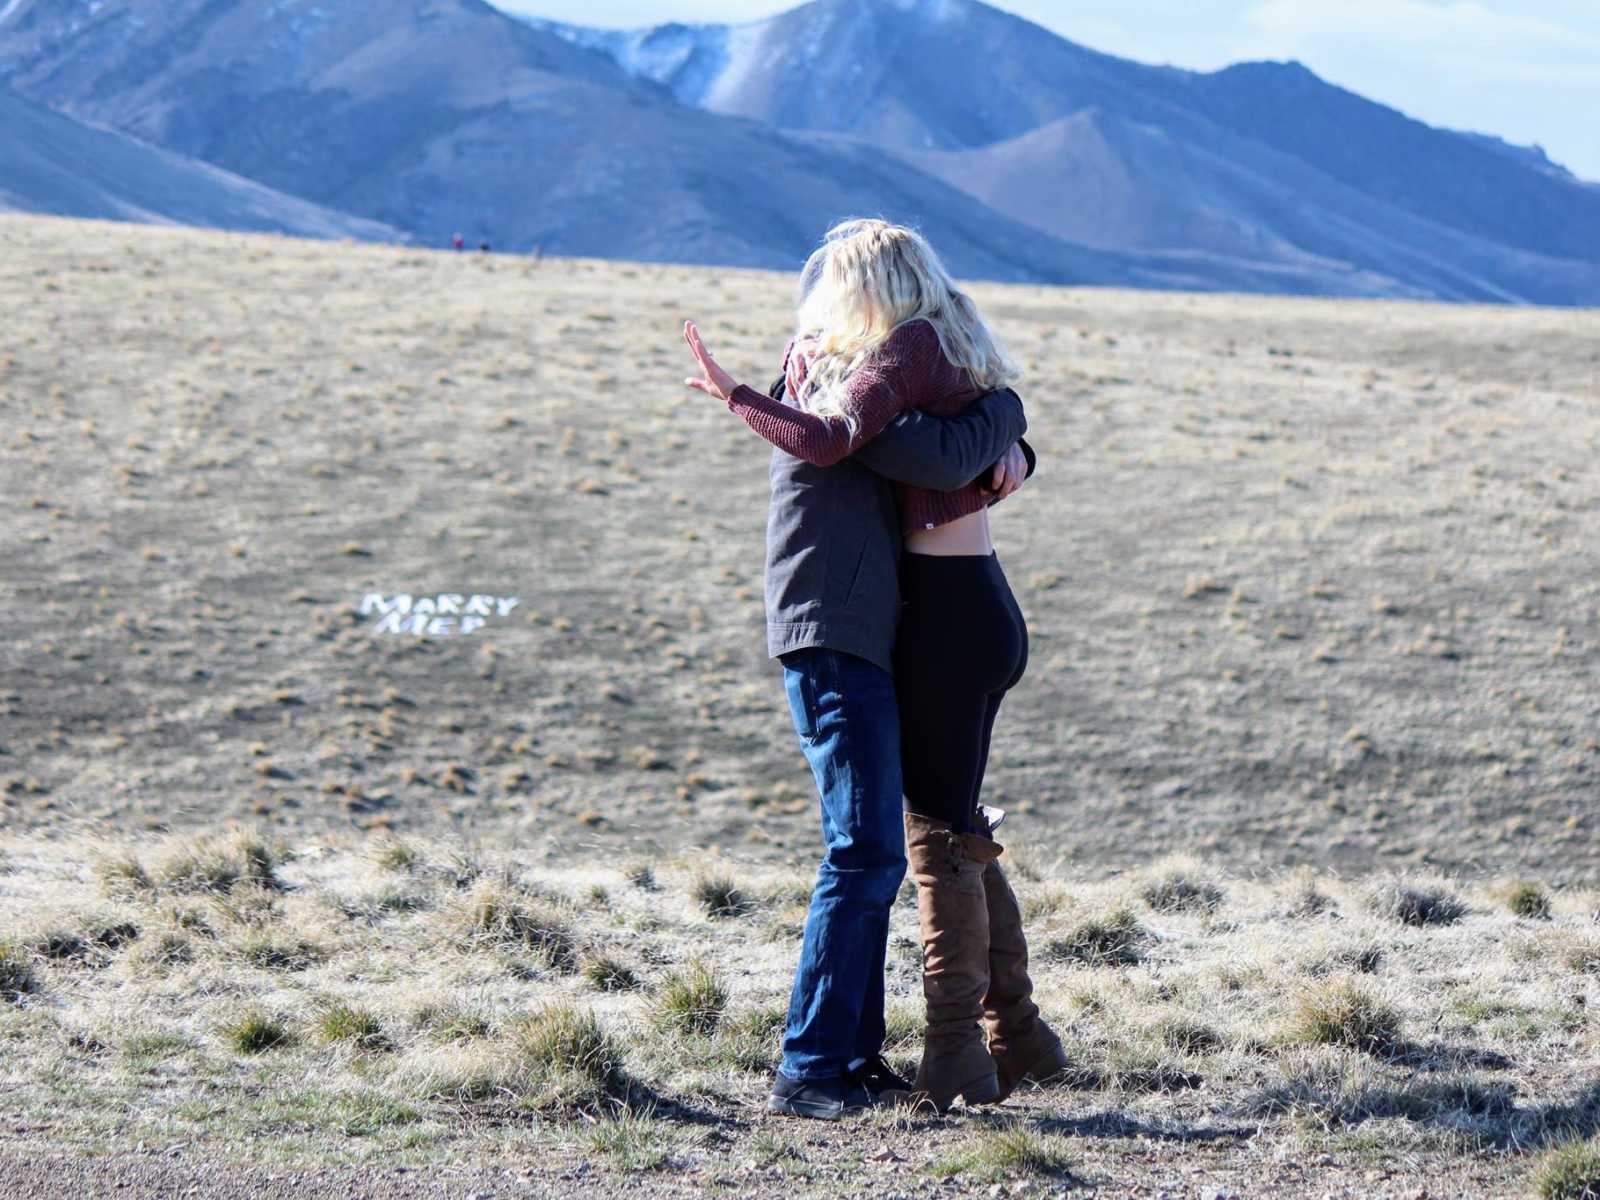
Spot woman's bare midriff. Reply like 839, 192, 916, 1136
905, 507, 993, 556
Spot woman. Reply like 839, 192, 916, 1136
683, 218, 1067, 1112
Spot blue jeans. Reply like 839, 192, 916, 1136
777, 647, 909, 1083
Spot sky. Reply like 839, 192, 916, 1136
497, 0, 1600, 182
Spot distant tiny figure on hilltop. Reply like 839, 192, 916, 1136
478, 241, 491, 253
451, 233, 464, 251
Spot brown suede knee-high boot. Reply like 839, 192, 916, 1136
980, 858, 1069, 1100
904, 811, 1005, 1112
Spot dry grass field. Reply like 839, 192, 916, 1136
3, 213, 1600, 1196
3, 830, 1600, 1198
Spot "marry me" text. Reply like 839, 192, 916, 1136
359, 593, 520, 637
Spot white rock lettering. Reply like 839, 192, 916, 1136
359, 593, 520, 637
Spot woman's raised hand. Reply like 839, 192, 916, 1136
683, 320, 738, 403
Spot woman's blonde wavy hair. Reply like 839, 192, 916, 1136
792, 218, 1021, 439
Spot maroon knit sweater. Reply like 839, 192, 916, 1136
727, 318, 991, 531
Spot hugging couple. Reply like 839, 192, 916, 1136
682, 218, 1066, 1119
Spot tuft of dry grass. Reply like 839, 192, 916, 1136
1046, 907, 1151, 967
236, 932, 328, 972
1565, 941, 1600, 975
623, 863, 659, 892
1533, 1137, 1600, 1200
932, 1122, 1077, 1183
124, 930, 196, 973
1154, 1015, 1224, 1054
1284, 976, 1403, 1054
219, 1007, 291, 1054
412, 998, 496, 1044
1366, 877, 1468, 927
1505, 880, 1554, 921
1237, 1048, 1512, 1131
1022, 888, 1069, 923
394, 1002, 633, 1113
691, 872, 752, 919
652, 959, 727, 1035
454, 880, 578, 971
95, 853, 151, 899
337, 886, 432, 924
99, 830, 285, 900
582, 952, 642, 993
584, 1105, 675, 1171
315, 1000, 390, 1051
27, 927, 93, 963
0, 939, 37, 1001
1282, 870, 1337, 918
85, 918, 141, 951
507, 1003, 632, 1103
374, 841, 421, 873
157, 830, 282, 895
1054, 1039, 1204, 1095
1139, 860, 1225, 914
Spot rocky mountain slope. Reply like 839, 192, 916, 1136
0, 87, 404, 241
534, 0, 1600, 305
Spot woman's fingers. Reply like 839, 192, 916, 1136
683, 321, 711, 380
684, 321, 719, 374
682, 318, 736, 401
684, 321, 709, 367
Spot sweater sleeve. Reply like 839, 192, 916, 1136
727, 326, 928, 467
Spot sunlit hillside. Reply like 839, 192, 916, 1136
5, 214, 1599, 882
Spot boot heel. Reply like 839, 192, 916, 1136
1022, 1040, 1070, 1085
917, 1070, 1000, 1114
960, 1071, 1003, 1105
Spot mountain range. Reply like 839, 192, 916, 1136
1, 0, 1596, 304
0, 86, 403, 242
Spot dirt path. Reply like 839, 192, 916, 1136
0, 1136, 1518, 1200
0, 1151, 558, 1199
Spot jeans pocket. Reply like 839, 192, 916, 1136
783, 649, 831, 744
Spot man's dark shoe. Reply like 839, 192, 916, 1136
846, 1054, 914, 1104
768, 1071, 845, 1120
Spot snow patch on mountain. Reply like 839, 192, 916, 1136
525, 17, 735, 107
885, 0, 970, 22
701, 22, 767, 110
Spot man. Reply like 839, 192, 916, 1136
758, 370, 1033, 1119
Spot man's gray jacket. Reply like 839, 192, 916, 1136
762, 375, 1032, 675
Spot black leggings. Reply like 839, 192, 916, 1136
894, 551, 1029, 835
